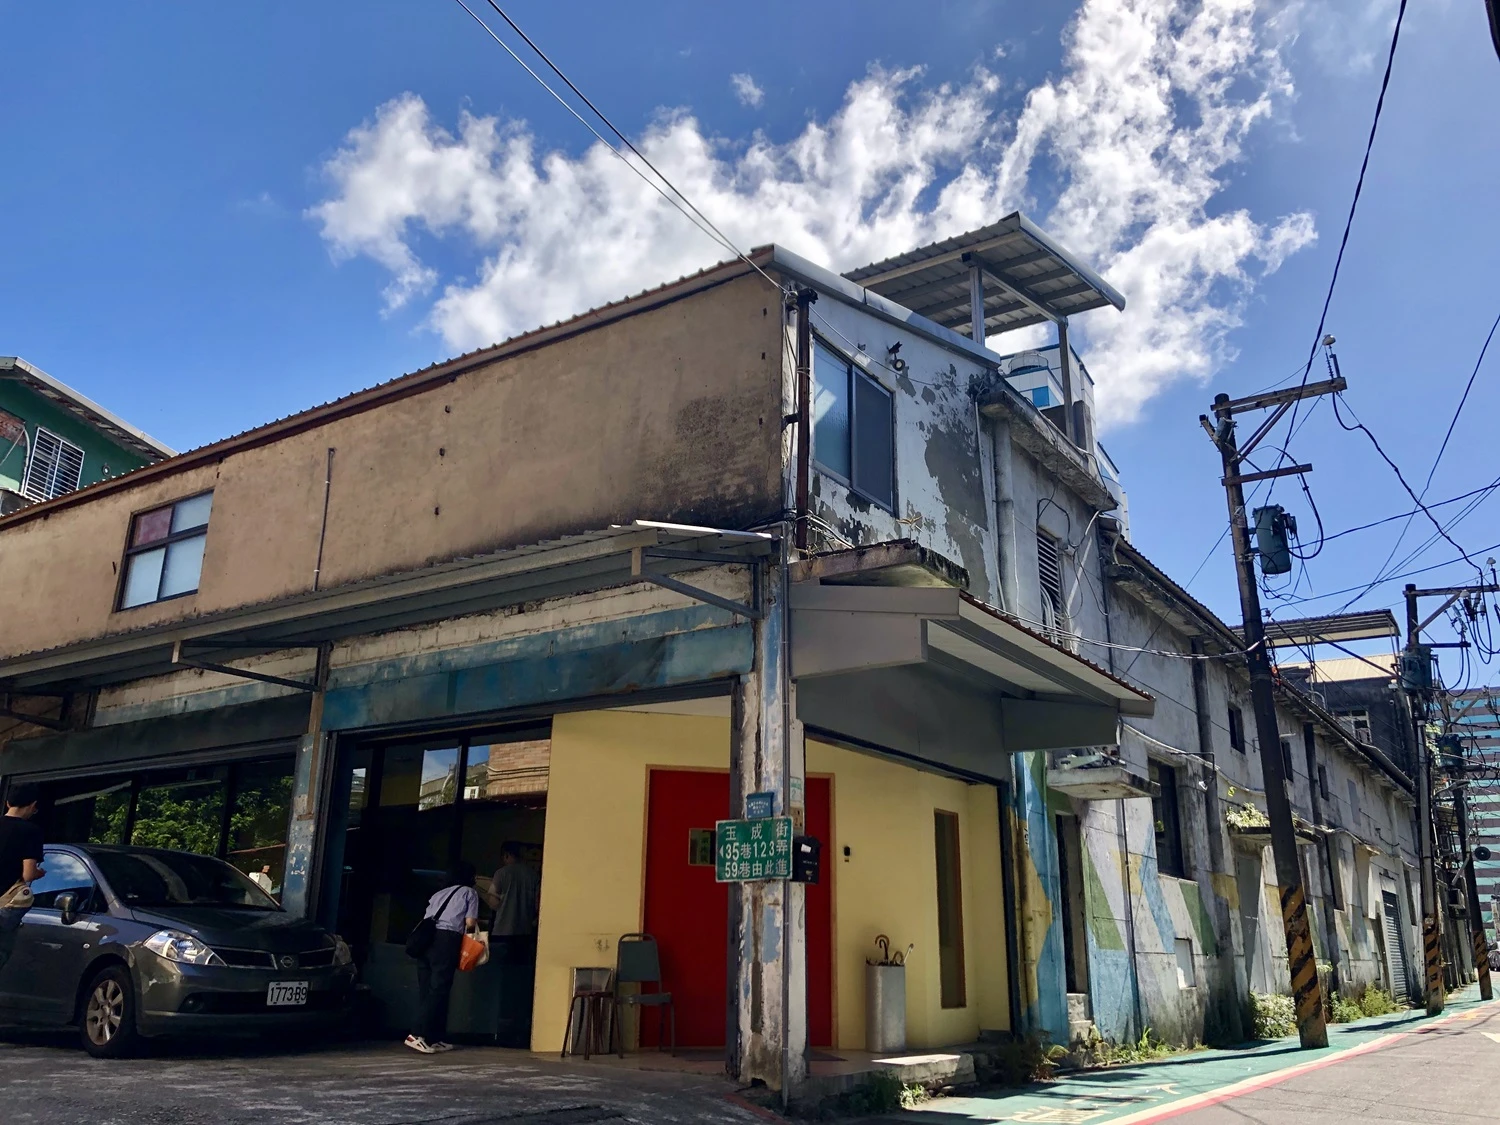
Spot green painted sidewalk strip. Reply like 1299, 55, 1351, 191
911, 987, 1496, 1123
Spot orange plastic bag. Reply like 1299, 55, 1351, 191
459, 931, 489, 972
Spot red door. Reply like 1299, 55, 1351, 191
643, 770, 833, 1047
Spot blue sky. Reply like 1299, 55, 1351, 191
2, 0, 1498, 673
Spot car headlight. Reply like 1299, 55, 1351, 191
331, 935, 353, 967
143, 930, 225, 967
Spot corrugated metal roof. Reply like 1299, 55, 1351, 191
0, 357, 175, 461
1255, 610, 1400, 648
842, 212, 1125, 338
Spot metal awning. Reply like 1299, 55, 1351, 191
790, 583, 1153, 778
842, 213, 1126, 340
0, 522, 774, 694
1243, 609, 1400, 649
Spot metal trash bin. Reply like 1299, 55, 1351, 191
865, 963, 906, 1053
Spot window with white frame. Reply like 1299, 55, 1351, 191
812, 341, 895, 510
21, 426, 85, 501
119, 492, 213, 609
1336, 709, 1372, 742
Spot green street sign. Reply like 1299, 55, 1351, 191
715, 816, 793, 882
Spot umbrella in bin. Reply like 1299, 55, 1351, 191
867, 934, 913, 966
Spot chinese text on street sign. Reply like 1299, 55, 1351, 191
715, 816, 793, 882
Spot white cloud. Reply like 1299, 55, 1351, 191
311, 0, 1317, 428
730, 73, 765, 108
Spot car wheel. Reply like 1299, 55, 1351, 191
80, 965, 139, 1058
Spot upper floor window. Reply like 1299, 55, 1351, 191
1151, 761, 1185, 878
21, 426, 85, 501
1336, 709, 1371, 743
119, 492, 212, 609
1227, 704, 1246, 753
813, 341, 894, 510
1037, 529, 1066, 633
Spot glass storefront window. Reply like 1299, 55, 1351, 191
37, 757, 295, 879
464, 740, 550, 803
418, 747, 460, 811
226, 758, 296, 899
130, 770, 227, 856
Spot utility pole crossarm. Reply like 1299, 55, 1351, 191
1217, 376, 1348, 416
1224, 464, 1313, 487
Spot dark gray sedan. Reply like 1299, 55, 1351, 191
0, 843, 356, 1057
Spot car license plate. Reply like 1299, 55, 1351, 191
267, 981, 308, 1007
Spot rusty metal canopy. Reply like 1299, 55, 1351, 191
841, 213, 1125, 339
0, 521, 774, 694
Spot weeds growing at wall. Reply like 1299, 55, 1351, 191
833, 1071, 930, 1116
1327, 984, 1405, 1024
1250, 991, 1297, 1039
1081, 1027, 1183, 1067
989, 1034, 1070, 1085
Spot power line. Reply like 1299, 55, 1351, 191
450, 0, 783, 297
1331, 391, 1482, 570
1423, 306, 1500, 494
473, 0, 783, 296
1274, 0, 1408, 480
1317, 474, 1500, 545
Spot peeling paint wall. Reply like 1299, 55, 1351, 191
803, 297, 1000, 604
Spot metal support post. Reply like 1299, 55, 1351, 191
1208, 389, 1327, 1048
969, 264, 986, 348
1057, 320, 1076, 445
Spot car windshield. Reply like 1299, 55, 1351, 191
91, 849, 281, 910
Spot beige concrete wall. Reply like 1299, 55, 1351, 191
0, 274, 784, 658
534, 710, 1009, 1054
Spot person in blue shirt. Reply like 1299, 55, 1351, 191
406, 861, 478, 1055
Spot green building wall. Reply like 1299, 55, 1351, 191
0, 381, 153, 495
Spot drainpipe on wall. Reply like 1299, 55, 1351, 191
1192, 637, 1244, 1041
1099, 556, 1143, 1039
792, 288, 816, 552
992, 420, 1020, 615
1303, 722, 1343, 997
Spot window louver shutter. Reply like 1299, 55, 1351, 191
21, 427, 86, 501
1037, 530, 1064, 619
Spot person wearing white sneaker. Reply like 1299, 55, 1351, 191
407, 862, 479, 1055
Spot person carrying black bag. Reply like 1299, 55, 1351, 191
405, 861, 478, 1055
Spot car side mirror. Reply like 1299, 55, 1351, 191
55, 892, 78, 926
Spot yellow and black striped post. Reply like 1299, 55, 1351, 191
1423, 915, 1446, 1014
1472, 926, 1492, 1001
1280, 883, 1326, 1044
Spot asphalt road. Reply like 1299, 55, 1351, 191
1168, 1000, 1500, 1125
0, 1033, 769, 1125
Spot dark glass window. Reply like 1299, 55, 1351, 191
812, 342, 895, 510
1152, 761, 1185, 878
1227, 705, 1246, 753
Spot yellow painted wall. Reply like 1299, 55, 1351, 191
534, 709, 728, 1053
807, 740, 1008, 1049
533, 710, 1009, 1053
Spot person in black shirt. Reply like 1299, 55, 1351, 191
0, 783, 44, 975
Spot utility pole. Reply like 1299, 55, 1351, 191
1203, 374, 1344, 1050
1402, 581, 1500, 1011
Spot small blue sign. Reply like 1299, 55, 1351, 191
745, 791, 776, 819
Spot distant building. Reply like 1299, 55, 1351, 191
0, 356, 173, 514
